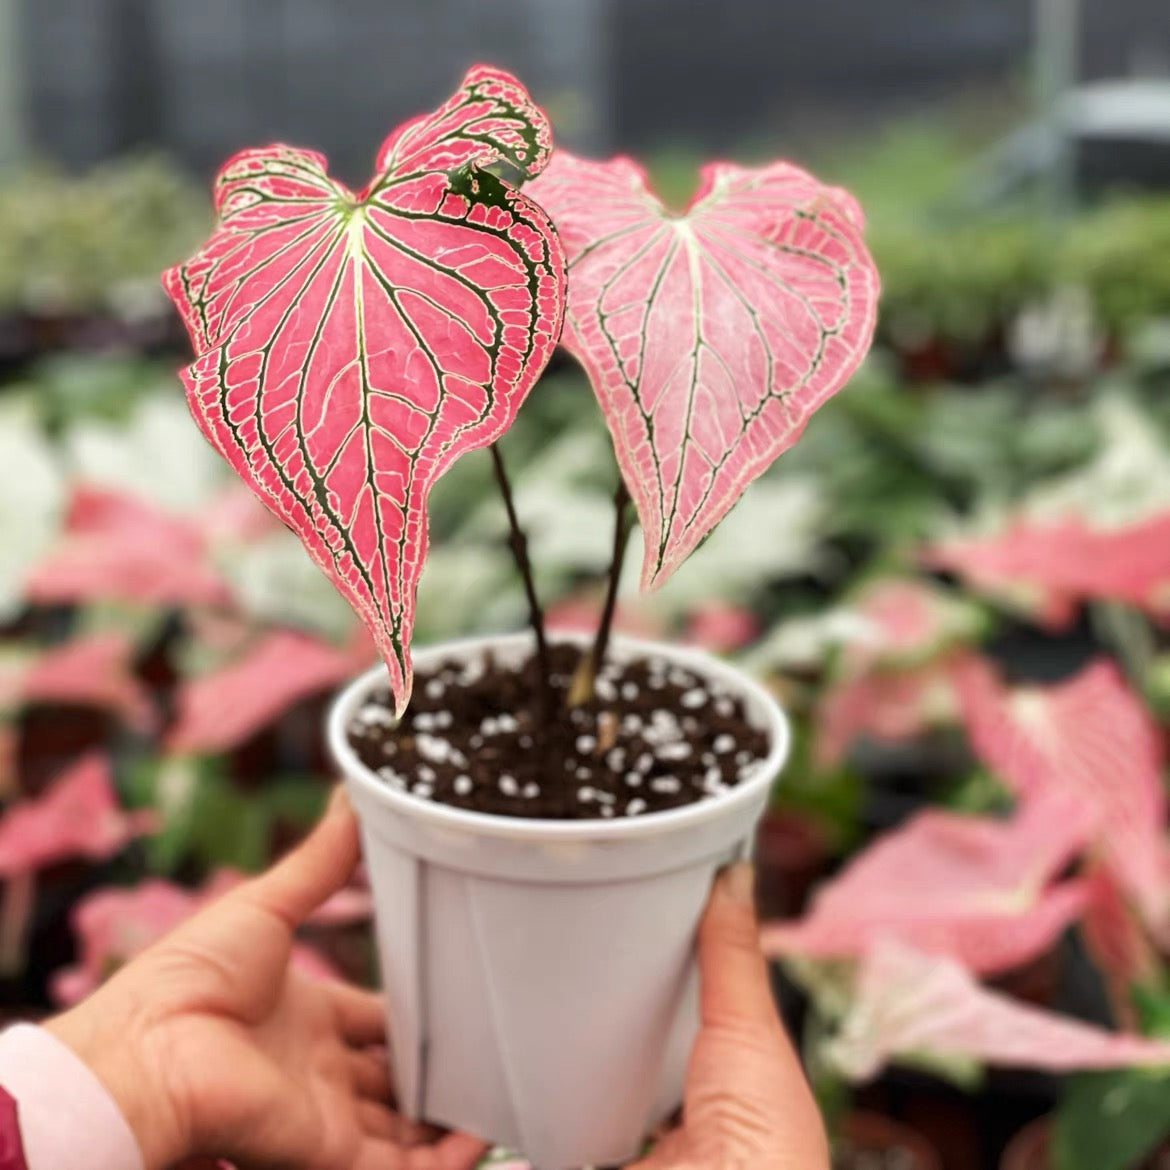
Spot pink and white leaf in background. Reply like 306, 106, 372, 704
26, 485, 231, 609
814, 651, 972, 767
826, 940, 1170, 1082
954, 657, 1170, 936
167, 629, 374, 755
528, 151, 878, 589
163, 66, 565, 713
0, 632, 154, 730
839, 577, 983, 674
762, 797, 1092, 975
683, 600, 760, 653
926, 512, 1170, 627
52, 870, 337, 1005
0, 755, 155, 877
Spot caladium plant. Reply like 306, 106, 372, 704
527, 152, 879, 591
164, 66, 566, 714
165, 63, 877, 720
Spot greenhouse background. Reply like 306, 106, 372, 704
1, 1, 1170, 1168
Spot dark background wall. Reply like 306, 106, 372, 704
16, 0, 1170, 179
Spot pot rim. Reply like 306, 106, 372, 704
327, 629, 790, 844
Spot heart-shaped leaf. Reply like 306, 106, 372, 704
163, 67, 565, 712
763, 796, 1093, 975
826, 939, 1170, 1083
528, 152, 878, 588
955, 658, 1170, 938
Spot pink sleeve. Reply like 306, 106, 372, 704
0, 1025, 144, 1170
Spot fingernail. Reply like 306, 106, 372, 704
723, 861, 755, 905
327, 785, 351, 815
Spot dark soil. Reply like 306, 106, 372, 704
346, 641, 769, 820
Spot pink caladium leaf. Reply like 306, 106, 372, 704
167, 629, 374, 755
528, 151, 878, 589
762, 797, 1093, 975
954, 657, 1170, 937
163, 66, 565, 713
0, 754, 155, 877
26, 485, 231, 609
683, 600, 760, 653
0, 632, 154, 730
826, 939, 1170, 1082
814, 650, 974, 767
52, 869, 336, 1005
925, 512, 1170, 627
840, 577, 984, 675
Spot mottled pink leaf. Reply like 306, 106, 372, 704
0, 632, 153, 730
954, 658, 1170, 936
683, 600, 760, 653
762, 797, 1092, 974
163, 66, 565, 713
545, 591, 666, 640
0, 755, 155, 877
528, 151, 878, 589
843, 577, 983, 673
167, 629, 374, 755
52, 869, 336, 1005
926, 513, 1170, 627
827, 940, 1170, 1082
26, 485, 230, 608
814, 651, 972, 767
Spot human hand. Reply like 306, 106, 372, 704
629, 863, 829, 1169
45, 788, 486, 1170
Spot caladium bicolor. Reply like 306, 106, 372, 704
763, 797, 1092, 975
0, 754, 155, 876
814, 650, 974, 767
954, 658, 1170, 938
167, 629, 374, 755
163, 67, 565, 713
0, 632, 154, 731
826, 940, 1170, 1083
27, 485, 232, 609
528, 151, 878, 589
925, 512, 1170, 627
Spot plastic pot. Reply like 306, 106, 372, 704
328, 631, 789, 1169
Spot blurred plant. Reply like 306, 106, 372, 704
0, 156, 207, 318
0, 754, 154, 971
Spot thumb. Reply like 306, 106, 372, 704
243, 785, 361, 929
680, 862, 830, 1169
697, 862, 782, 1036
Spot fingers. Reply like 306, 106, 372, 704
247, 786, 362, 929
683, 862, 830, 1169
351, 1127, 486, 1170
350, 1048, 392, 1102
358, 1100, 399, 1141
330, 980, 387, 1047
697, 862, 782, 1037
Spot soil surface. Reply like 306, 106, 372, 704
346, 641, 770, 820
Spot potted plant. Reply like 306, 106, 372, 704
161, 65, 879, 1167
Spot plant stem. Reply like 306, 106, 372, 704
569, 480, 632, 706
490, 443, 551, 706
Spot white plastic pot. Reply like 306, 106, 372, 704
327, 631, 789, 1169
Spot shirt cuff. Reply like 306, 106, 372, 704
0, 1024, 144, 1170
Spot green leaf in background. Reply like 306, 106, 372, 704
1053, 1068, 1170, 1170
